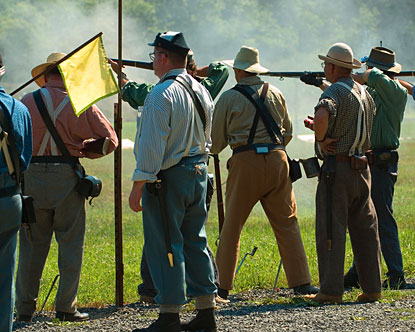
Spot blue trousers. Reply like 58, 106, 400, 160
347, 160, 403, 278
142, 155, 216, 304
138, 174, 218, 297
0, 173, 22, 332
371, 162, 403, 277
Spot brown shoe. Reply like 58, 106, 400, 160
304, 292, 342, 304
215, 295, 230, 304
357, 292, 382, 303
140, 295, 156, 304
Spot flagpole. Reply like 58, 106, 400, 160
114, 0, 124, 307
10, 32, 103, 96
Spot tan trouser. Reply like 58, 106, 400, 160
316, 161, 381, 296
16, 163, 85, 315
216, 149, 311, 290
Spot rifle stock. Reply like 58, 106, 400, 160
213, 154, 225, 234
110, 58, 153, 70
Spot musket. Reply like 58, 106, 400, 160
212, 154, 225, 235
261, 70, 415, 79
261, 71, 325, 79
110, 58, 153, 70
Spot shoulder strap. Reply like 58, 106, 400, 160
162, 75, 208, 133
335, 82, 367, 155
0, 100, 22, 183
32, 90, 74, 163
232, 83, 284, 145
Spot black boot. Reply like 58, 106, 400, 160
132, 313, 181, 332
181, 308, 217, 332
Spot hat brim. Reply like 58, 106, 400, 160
318, 54, 362, 69
363, 59, 402, 74
223, 59, 269, 74
31, 63, 54, 87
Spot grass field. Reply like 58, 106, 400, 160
25, 109, 415, 310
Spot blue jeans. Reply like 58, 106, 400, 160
142, 155, 216, 304
0, 174, 22, 332
347, 160, 403, 278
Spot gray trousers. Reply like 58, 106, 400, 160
316, 161, 382, 296
16, 163, 85, 315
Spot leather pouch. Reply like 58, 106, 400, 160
350, 155, 368, 170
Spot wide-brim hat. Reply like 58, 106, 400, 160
148, 31, 190, 57
32, 52, 66, 87
361, 46, 401, 74
318, 42, 361, 69
223, 46, 269, 74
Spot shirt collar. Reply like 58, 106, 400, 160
0, 86, 5, 94
44, 79, 67, 90
160, 68, 187, 82
237, 75, 263, 86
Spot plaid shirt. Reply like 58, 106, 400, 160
314, 77, 375, 157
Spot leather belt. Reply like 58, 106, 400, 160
233, 143, 284, 155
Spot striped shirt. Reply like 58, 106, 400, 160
132, 68, 214, 182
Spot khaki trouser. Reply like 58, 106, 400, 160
16, 163, 85, 315
216, 149, 311, 290
316, 161, 382, 296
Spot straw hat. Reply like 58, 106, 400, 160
361, 47, 401, 73
318, 43, 361, 69
223, 46, 269, 74
31, 52, 66, 87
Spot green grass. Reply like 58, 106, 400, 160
22, 113, 415, 310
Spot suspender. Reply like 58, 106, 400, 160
335, 82, 368, 156
162, 74, 209, 155
37, 89, 69, 156
231, 83, 285, 147
32, 90, 82, 179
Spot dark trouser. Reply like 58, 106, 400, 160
347, 160, 404, 278
316, 162, 381, 296
138, 174, 218, 297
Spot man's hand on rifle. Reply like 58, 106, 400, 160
108, 58, 128, 87
300, 73, 323, 88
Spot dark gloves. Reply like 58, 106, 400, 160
300, 73, 323, 87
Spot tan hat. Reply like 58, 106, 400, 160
31, 52, 66, 87
223, 46, 269, 74
361, 47, 401, 74
318, 43, 361, 69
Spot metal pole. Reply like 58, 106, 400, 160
114, 0, 124, 307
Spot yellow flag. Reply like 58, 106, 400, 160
58, 35, 119, 116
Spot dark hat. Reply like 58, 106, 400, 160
361, 47, 401, 73
148, 31, 190, 57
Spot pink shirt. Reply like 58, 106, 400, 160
21, 79, 118, 159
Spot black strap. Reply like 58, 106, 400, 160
0, 99, 22, 183
162, 75, 207, 134
32, 90, 82, 178
31, 155, 79, 164
232, 83, 285, 146
32, 90, 74, 162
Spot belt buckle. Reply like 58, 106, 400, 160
255, 146, 269, 154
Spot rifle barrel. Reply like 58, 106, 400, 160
110, 58, 153, 70
394, 71, 415, 77
261, 71, 325, 78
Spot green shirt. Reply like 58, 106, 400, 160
367, 67, 407, 150
121, 61, 229, 109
